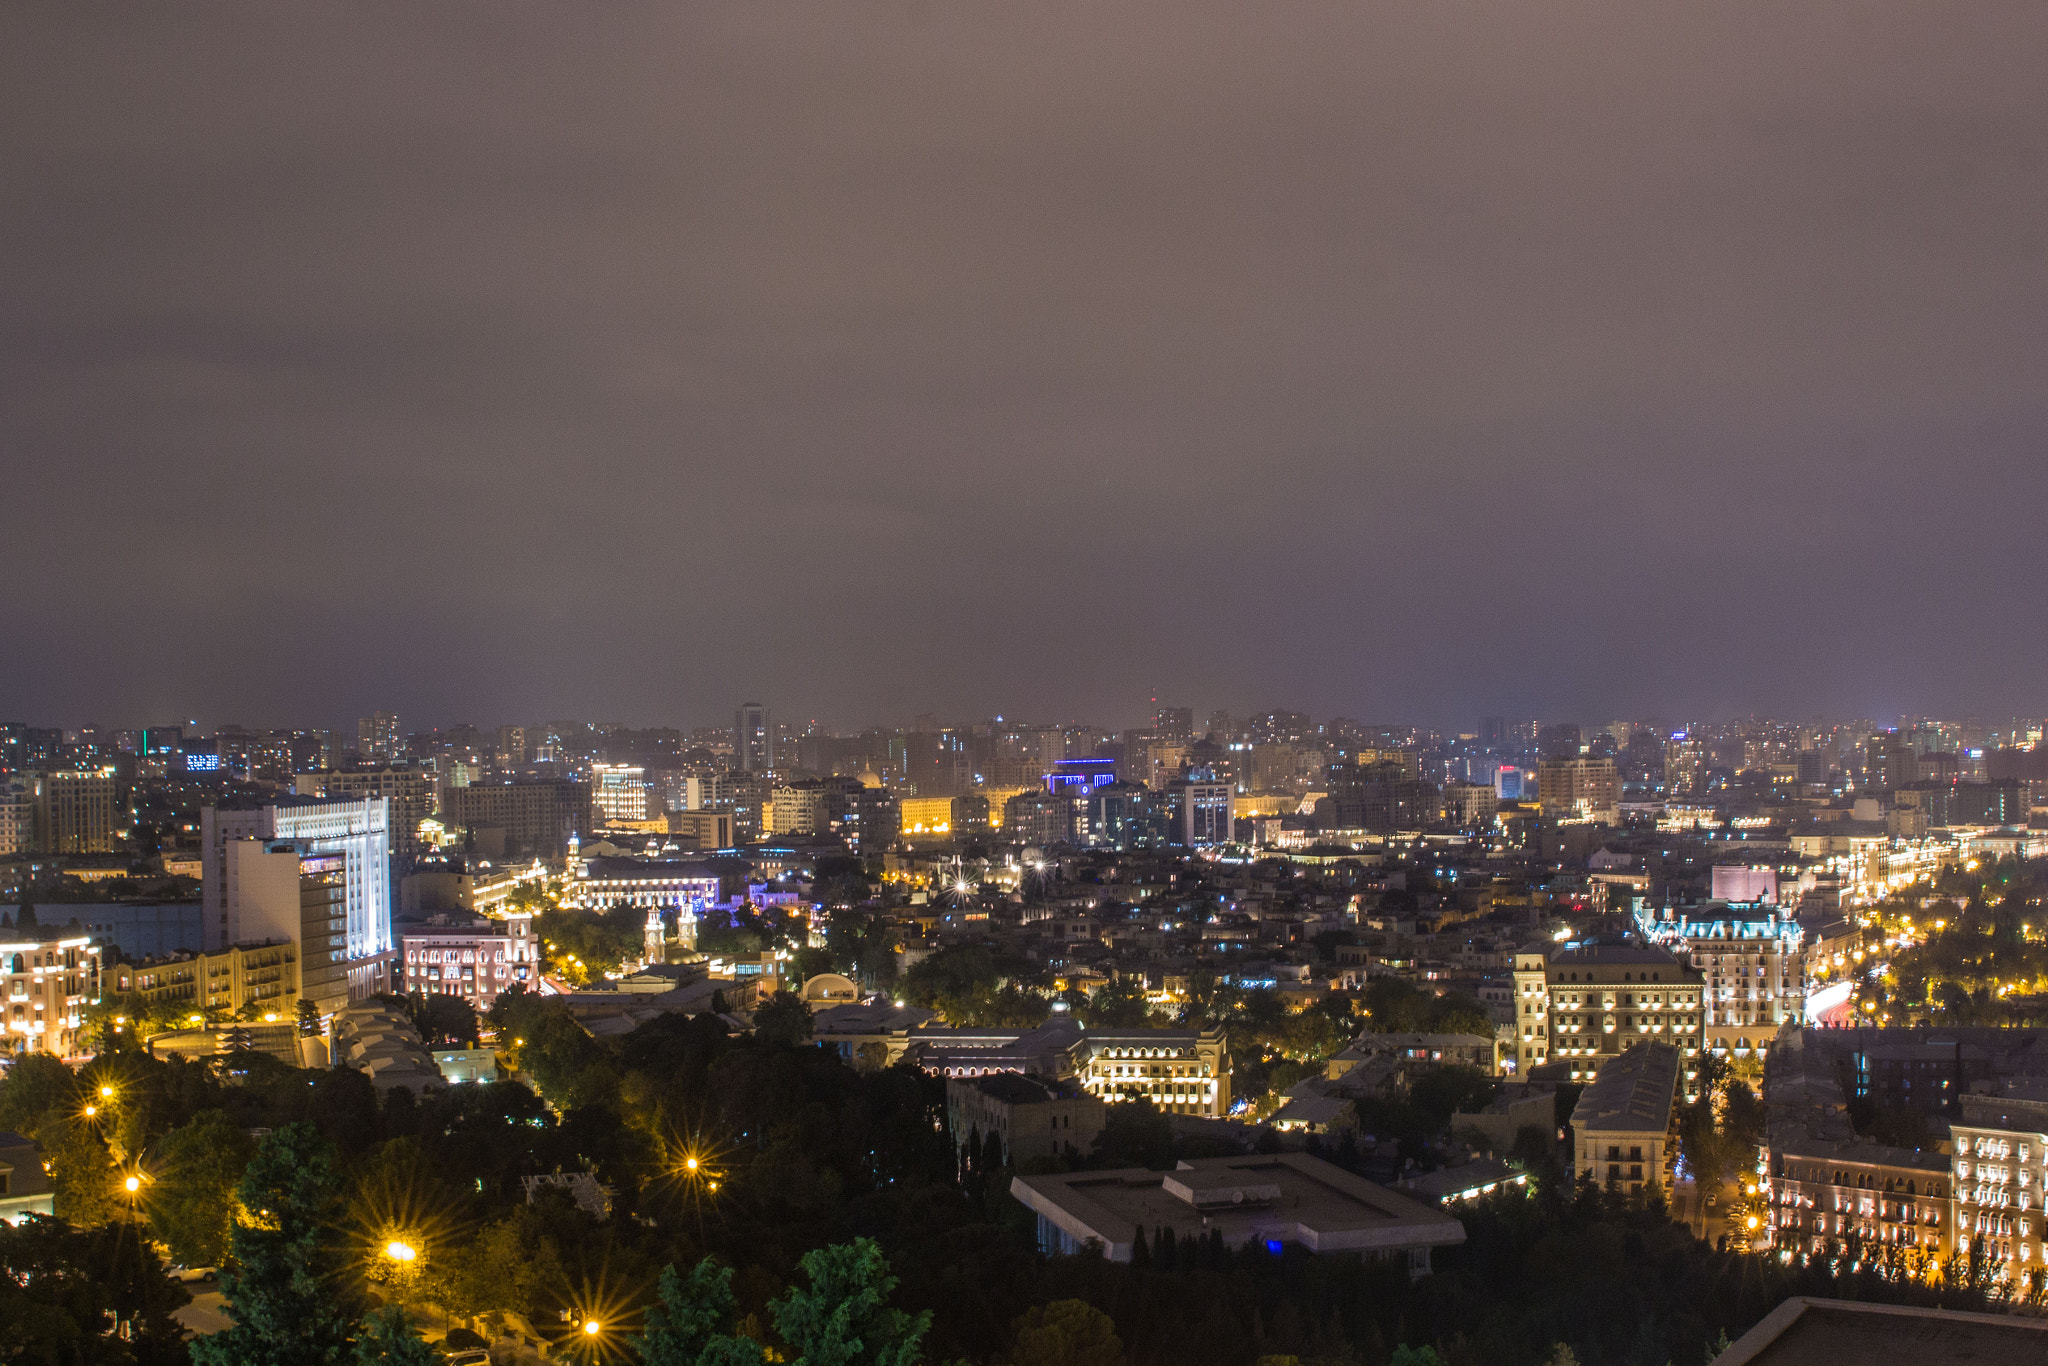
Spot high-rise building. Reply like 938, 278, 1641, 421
221, 839, 355, 1014
590, 763, 651, 823
1166, 778, 1233, 847
0, 782, 31, 858
1152, 706, 1194, 740
439, 780, 594, 859
29, 768, 120, 853
201, 798, 394, 985
358, 712, 401, 763
293, 766, 436, 864
1536, 756, 1620, 825
734, 703, 772, 772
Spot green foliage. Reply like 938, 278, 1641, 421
1091, 1098, 1174, 1171
1008, 1299, 1123, 1366
637, 1259, 767, 1366
352, 1306, 440, 1365
1359, 977, 1493, 1039
0, 1051, 81, 1139
901, 945, 1050, 1027
755, 991, 816, 1046
1081, 979, 1158, 1029
535, 904, 644, 982
149, 1108, 256, 1267
192, 1121, 364, 1366
0, 1213, 192, 1366
1389, 1348, 1445, 1366
43, 1116, 121, 1228
409, 993, 479, 1048
771, 1238, 931, 1366
433, 1206, 567, 1330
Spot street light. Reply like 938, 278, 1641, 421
125, 1175, 142, 1194
583, 1320, 602, 1336
385, 1239, 418, 1263
99, 1085, 114, 1099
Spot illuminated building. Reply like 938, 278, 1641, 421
1767, 1138, 1951, 1260
293, 766, 435, 862
400, 914, 536, 1006
0, 782, 28, 858
1165, 778, 1233, 846
1536, 756, 1620, 825
1511, 943, 1702, 1097
357, 711, 401, 763
0, 929, 102, 1058
1442, 782, 1498, 830
28, 768, 120, 854
665, 808, 734, 850
734, 703, 773, 772
768, 779, 828, 836
1949, 1084, 2048, 1288
1635, 903, 1805, 1058
1663, 734, 1706, 796
1003, 788, 1078, 846
1315, 763, 1439, 833
1045, 758, 1119, 793
590, 763, 651, 823
203, 797, 394, 1006
222, 840, 368, 1015
109, 939, 298, 1018
841, 787, 899, 852
899, 793, 988, 841
567, 857, 716, 950
1570, 1043, 1679, 1194
1078, 782, 1167, 849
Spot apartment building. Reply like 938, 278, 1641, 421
1511, 942, 1705, 1099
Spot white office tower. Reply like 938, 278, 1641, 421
202, 797, 396, 1006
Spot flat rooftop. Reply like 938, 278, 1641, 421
1715, 1297, 2048, 1365
1011, 1152, 1464, 1262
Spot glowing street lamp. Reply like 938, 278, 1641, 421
99, 1085, 115, 1100
385, 1239, 418, 1264
583, 1320, 602, 1337
125, 1175, 142, 1194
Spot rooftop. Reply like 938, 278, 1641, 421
1010, 1152, 1465, 1263
1570, 1043, 1681, 1135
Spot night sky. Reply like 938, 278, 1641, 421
5, 3, 2046, 733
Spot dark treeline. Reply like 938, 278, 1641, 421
0, 982, 2014, 1366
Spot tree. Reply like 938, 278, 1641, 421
352, 1306, 440, 1365
0, 1213, 192, 1365
754, 991, 815, 1047
771, 1238, 931, 1366
1081, 979, 1154, 1029
192, 1122, 363, 1366
150, 1108, 256, 1268
1090, 1098, 1174, 1170
1008, 1299, 1124, 1366
410, 993, 480, 1048
637, 1258, 768, 1366
43, 1115, 121, 1228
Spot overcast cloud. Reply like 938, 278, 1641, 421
3, 2, 2045, 733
